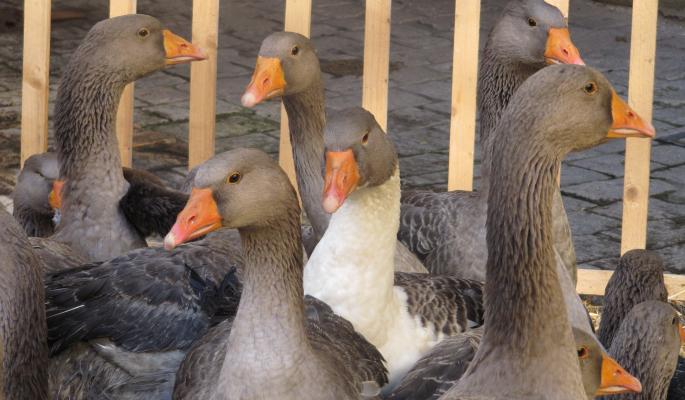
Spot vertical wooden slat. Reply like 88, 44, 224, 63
447, 0, 480, 191
362, 0, 391, 131
20, 0, 52, 166
621, 0, 658, 253
545, 0, 569, 16
280, 0, 312, 191
109, 0, 137, 167
188, 0, 220, 169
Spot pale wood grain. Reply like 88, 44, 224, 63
362, 0, 391, 131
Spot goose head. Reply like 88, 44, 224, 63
572, 328, 642, 397
73, 14, 206, 82
490, 0, 584, 68
320, 107, 397, 214
503, 65, 654, 158
163, 149, 298, 248
241, 32, 320, 107
13, 153, 59, 217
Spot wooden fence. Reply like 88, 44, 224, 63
18, 0, 685, 298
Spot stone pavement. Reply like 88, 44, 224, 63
0, 0, 683, 273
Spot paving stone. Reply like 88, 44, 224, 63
568, 211, 621, 236
560, 165, 612, 186
572, 233, 622, 265
563, 177, 678, 205
651, 143, 685, 167
590, 197, 684, 221
652, 163, 685, 184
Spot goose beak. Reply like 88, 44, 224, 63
595, 353, 642, 395
49, 180, 64, 210
322, 149, 360, 214
164, 188, 222, 250
242, 56, 287, 108
608, 91, 656, 139
679, 323, 685, 345
545, 27, 585, 66
163, 30, 207, 65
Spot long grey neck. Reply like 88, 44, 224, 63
483, 122, 573, 360
282, 78, 328, 240
51, 59, 142, 260
221, 207, 310, 383
477, 47, 536, 194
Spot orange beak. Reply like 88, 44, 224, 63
608, 90, 656, 139
545, 27, 585, 66
595, 353, 642, 395
49, 180, 64, 210
163, 30, 207, 65
164, 188, 222, 250
322, 149, 360, 214
241, 56, 287, 108
679, 323, 685, 345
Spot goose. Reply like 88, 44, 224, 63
398, 0, 584, 282
163, 148, 388, 399
44, 228, 242, 398
48, 14, 205, 262
598, 301, 684, 400
388, 327, 641, 400
594, 249, 685, 399
295, 107, 484, 388
438, 65, 654, 399
0, 207, 49, 399
12, 152, 59, 237
597, 249, 669, 348
241, 31, 427, 274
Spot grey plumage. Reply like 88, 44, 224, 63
598, 301, 681, 400
597, 249, 669, 349
0, 208, 49, 399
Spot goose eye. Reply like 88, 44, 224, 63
361, 132, 370, 145
137, 28, 150, 38
227, 172, 242, 184
291, 45, 299, 56
583, 82, 597, 95
577, 346, 589, 359
528, 18, 537, 27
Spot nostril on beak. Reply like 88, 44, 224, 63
262, 77, 270, 87
562, 48, 569, 56
188, 215, 196, 225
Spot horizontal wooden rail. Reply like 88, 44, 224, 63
578, 269, 685, 301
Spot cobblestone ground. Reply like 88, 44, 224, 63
0, 0, 683, 273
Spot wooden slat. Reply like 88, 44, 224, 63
545, 0, 569, 16
362, 0, 391, 131
109, 0, 137, 167
20, 0, 52, 166
188, 0, 220, 169
279, 0, 312, 192
621, 0, 658, 253
447, 0, 480, 191
577, 269, 685, 301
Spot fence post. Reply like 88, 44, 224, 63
362, 0, 391, 131
447, 0, 480, 191
188, 0, 220, 169
20, 0, 52, 167
109, 0, 137, 167
280, 0, 312, 193
621, 1, 658, 253
545, 0, 569, 16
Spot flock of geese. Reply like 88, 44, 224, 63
2, 0, 684, 399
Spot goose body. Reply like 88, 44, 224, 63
12, 152, 59, 237
164, 149, 388, 399
304, 108, 483, 387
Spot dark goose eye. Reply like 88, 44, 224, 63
291, 45, 299, 56
528, 18, 537, 27
227, 172, 242, 184
583, 82, 598, 95
577, 346, 589, 359
137, 28, 150, 38
362, 132, 369, 145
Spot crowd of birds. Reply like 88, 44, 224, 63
1, 0, 683, 399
